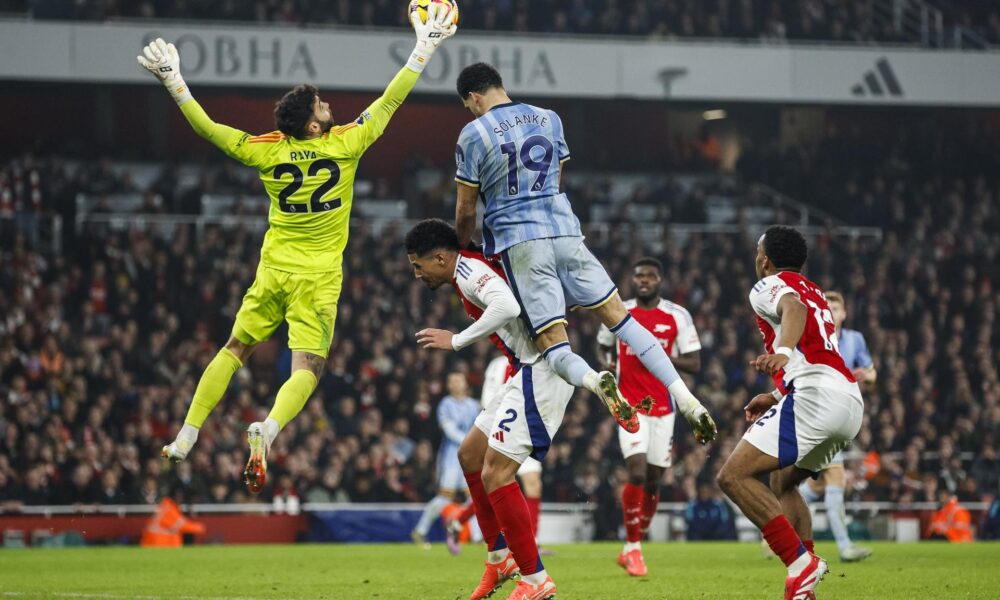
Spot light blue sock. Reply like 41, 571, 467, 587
825, 486, 852, 552
611, 315, 680, 388
799, 480, 822, 504
542, 342, 594, 389
415, 495, 451, 537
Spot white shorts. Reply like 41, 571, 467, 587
743, 382, 863, 473
474, 361, 574, 464
499, 236, 617, 337
517, 457, 543, 475
437, 459, 468, 492
618, 412, 675, 468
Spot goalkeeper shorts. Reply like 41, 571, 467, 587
232, 264, 342, 358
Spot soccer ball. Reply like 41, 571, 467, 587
409, 0, 459, 26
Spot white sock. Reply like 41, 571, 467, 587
487, 548, 510, 564
788, 551, 813, 577
523, 569, 548, 586
666, 378, 700, 416
177, 423, 199, 443
264, 418, 280, 445
582, 370, 600, 393
623, 541, 641, 553
825, 486, 852, 553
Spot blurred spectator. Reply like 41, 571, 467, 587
685, 481, 737, 540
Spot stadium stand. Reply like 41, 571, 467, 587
1, 119, 997, 515
15, 0, 1000, 47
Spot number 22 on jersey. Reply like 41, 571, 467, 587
273, 159, 343, 214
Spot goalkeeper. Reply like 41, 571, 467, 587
144, 5, 457, 492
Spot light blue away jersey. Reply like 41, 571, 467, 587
455, 101, 582, 256
436, 394, 480, 465
837, 328, 873, 370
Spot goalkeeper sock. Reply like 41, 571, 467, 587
184, 347, 243, 429
267, 369, 319, 430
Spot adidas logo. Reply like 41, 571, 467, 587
851, 58, 903, 97
493, 431, 504, 443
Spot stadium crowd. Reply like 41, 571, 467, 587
15, 0, 1000, 46
1, 123, 998, 537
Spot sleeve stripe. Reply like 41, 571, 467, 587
455, 176, 480, 187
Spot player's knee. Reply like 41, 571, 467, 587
715, 467, 737, 495
224, 337, 254, 363
458, 443, 480, 473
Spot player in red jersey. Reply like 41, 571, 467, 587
597, 258, 701, 577
716, 226, 864, 600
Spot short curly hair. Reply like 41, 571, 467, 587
405, 219, 460, 256
762, 225, 808, 270
274, 84, 318, 138
456, 62, 504, 99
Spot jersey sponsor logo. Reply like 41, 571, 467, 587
768, 284, 784, 304
474, 273, 494, 293
653, 324, 672, 333
289, 150, 317, 161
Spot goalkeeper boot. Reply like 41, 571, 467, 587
470, 554, 519, 600
596, 372, 639, 433
505, 576, 557, 600
784, 552, 828, 600
243, 422, 270, 494
161, 424, 198, 463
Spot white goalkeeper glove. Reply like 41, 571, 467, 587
137, 37, 193, 106
407, 3, 458, 73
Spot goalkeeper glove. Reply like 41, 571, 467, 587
137, 38, 193, 106
407, 3, 458, 73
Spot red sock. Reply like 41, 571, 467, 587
762, 515, 806, 567
457, 501, 476, 525
639, 488, 659, 534
622, 483, 645, 543
488, 482, 542, 576
525, 496, 541, 536
803, 539, 814, 554
465, 471, 505, 552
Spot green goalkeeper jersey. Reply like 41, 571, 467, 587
179, 66, 420, 273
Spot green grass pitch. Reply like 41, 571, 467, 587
1, 541, 997, 599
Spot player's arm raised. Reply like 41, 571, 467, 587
137, 38, 260, 167
342, 4, 457, 157
752, 293, 807, 375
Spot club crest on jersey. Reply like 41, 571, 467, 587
355, 110, 373, 125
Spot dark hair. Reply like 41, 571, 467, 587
762, 225, 808, 270
405, 219, 460, 256
456, 62, 504, 99
274, 84, 318, 138
633, 257, 663, 274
